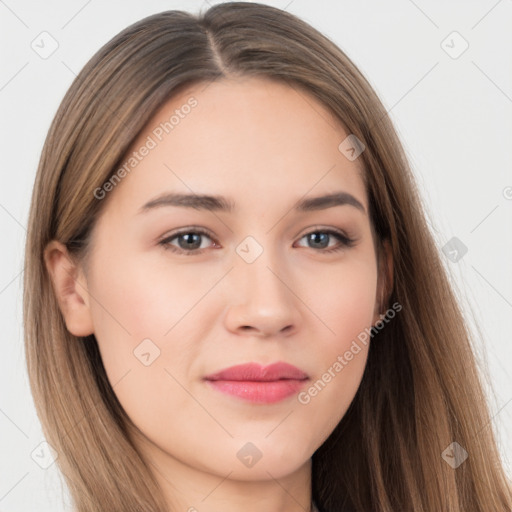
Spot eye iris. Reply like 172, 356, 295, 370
309, 232, 329, 248
179, 233, 202, 250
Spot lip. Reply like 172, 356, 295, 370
204, 362, 309, 404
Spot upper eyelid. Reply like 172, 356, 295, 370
160, 226, 215, 242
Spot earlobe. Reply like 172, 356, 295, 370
44, 240, 94, 337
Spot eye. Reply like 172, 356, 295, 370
158, 227, 356, 255
158, 227, 217, 256
295, 228, 356, 253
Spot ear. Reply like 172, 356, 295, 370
44, 240, 94, 337
372, 238, 394, 325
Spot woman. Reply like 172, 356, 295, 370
23, 2, 512, 511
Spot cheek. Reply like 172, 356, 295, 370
84, 245, 223, 419
297, 257, 376, 425
85, 254, 202, 443
86, 246, 212, 356
313, 255, 378, 352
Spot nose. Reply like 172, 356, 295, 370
223, 246, 302, 338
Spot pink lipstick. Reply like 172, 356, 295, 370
204, 362, 308, 404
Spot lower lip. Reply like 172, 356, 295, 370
205, 379, 307, 403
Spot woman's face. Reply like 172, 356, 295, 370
60, 77, 385, 488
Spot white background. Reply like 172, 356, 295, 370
0, 1, 511, 510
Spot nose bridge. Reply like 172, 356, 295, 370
235, 233, 290, 301
225, 233, 300, 335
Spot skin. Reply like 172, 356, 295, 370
45, 76, 392, 512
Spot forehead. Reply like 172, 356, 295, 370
107, 76, 368, 216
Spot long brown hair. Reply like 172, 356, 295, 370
23, 2, 512, 511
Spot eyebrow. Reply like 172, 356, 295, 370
139, 191, 366, 215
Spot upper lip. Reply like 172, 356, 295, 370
204, 362, 308, 382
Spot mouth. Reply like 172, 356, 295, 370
203, 362, 309, 404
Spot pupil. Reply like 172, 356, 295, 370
310, 232, 327, 248
180, 233, 201, 249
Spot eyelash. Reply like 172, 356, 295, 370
158, 226, 356, 256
